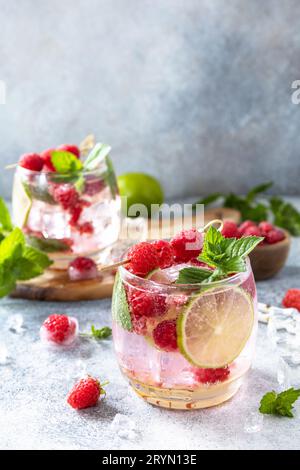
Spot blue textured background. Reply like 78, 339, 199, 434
0, 0, 300, 199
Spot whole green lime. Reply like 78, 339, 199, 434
117, 173, 164, 217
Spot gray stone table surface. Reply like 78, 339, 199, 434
1, 201, 300, 450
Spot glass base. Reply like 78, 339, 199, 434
129, 377, 243, 410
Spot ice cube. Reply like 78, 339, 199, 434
0, 343, 10, 365
7, 314, 25, 334
277, 357, 291, 389
244, 411, 264, 433
111, 413, 138, 441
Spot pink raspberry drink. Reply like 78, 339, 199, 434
13, 143, 120, 269
112, 227, 261, 409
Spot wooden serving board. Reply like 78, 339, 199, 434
11, 207, 240, 301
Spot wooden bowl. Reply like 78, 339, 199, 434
249, 229, 291, 281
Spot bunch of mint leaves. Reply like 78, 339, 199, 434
193, 181, 300, 236
0, 197, 52, 298
177, 225, 263, 284
259, 388, 300, 418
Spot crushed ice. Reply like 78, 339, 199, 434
111, 413, 138, 441
0, 343, 10, 365
6, 314, 25, 334
244, 411, 264, 433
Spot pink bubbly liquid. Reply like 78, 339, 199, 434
13, 168, 120, 267
112, 263, 258, 409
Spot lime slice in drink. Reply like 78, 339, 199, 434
12, 175, 32, 228
177, 287, 254, 368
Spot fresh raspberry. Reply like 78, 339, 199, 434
68, 257, 98, 281
282, 289, 300, 312
194, 366, 230, 384
126, 242, 159, 277
53, 185, 79, 210
242, 225, 262, 237
238, 220, 257, 234
69, 204, 83, 226
131, 313, 148, 335
170, 229, 203, 262
151, 240, 174, 269
221, 220, 240, 238
153, 320, 178, 352
265, 228, 285, 244
127, 287, 166, 318
78, 221, 94, 234
40, 314, 78, 345
57, 144, 80, 158
67, 377, 102, 409
258, 221, 274, 234
19, 153, 44, 172
41, 148, 56, 172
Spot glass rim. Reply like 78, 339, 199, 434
16, 163, 107, 177
119, 257, 251, 292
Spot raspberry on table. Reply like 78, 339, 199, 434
52, 185, 79, 210
68, 257, 98, 281
282, 289, 300, 312
126, 242, 159, 277
41, 148, 56, 172
40, 314, 78, 345
127, 287, 166, 318
194, 366, 230, 384
221, 220, 240, 238
151, 240, 174, 269
58, 144, 80, 158
265, 228, 285, 244
19, 153, 44, 172
170, 229, 203, 262
152, 320, 178, 352
67, 376, 102, 409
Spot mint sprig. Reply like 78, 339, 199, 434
81, 325, 112, 340
177, 226, 263, 284
0, 200, 53, 298
259, 388, 300, 418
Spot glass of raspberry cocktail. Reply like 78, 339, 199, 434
112, 226, 261, 409
12, 143, 120, 268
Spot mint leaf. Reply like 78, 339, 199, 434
22, 245, 53, 270
224, 236, 264, 258
0, 264, 16, 297
0, 228, 25, 263
26, 235, 71, 253
51, 151, 83, 174
176, 267, 212, 284
259, 391, 277, 415
0, 197, 13, 231
220, 256, 246, 273
259, 388, 300, 417
22, 182, 56, 205
84, 143, 112, 171
270, 197, 300, 236
246, 181, 273, 202
112, 272, 132, 331
12, 258, 43, 280
91, 325, 112, 340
